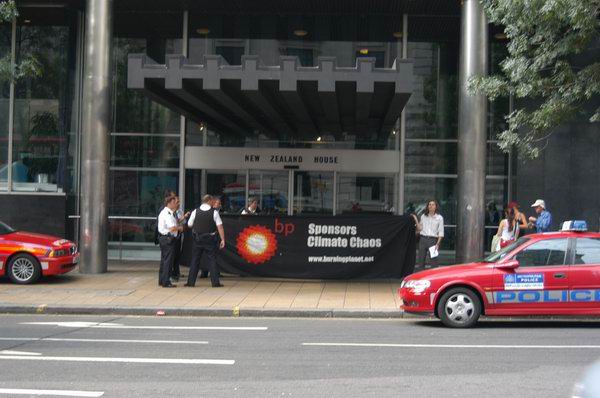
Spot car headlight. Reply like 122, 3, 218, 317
402, 279, 431, 293
52, 239, 70, 247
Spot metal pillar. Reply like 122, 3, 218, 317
456, 0, 488, 263
179, 11, 188, 210
79, 0, 113, 273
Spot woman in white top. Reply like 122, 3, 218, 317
494, 207, 519, 251
416, 200, 444, 268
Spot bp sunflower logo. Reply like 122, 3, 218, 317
236, 225, 278, 264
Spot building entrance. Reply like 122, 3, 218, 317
184, 146, 399, 217
198, 169, 338, 216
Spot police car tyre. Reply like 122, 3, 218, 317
7, 253, 41, 284
437, 287, 481, 328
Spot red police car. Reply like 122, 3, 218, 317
399, 221, 600, 327
0, 221, 79, 284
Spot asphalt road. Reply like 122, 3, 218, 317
0, 315, 599, 397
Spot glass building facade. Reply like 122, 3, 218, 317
1, 2, 514, 263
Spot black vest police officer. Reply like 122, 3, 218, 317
185, 195, 226, 287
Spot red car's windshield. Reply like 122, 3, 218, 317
0, 221, 15, 235
484, 237, 530, 263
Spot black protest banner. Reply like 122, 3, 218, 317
182, 214, 416, 279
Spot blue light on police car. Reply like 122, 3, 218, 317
561, 220, 588, 232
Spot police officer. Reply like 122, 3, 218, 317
200, 196, 223, 279
166, 192, 190, 282
185, 194, 226, 287
157, 194, 183, 288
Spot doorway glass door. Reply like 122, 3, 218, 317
293, 171, 334, 215
248, 170, 289, 215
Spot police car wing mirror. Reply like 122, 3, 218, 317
496, 259, 519, 269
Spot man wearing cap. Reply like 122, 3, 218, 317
528, 199, 552, 233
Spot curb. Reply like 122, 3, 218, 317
0, 304, 413, 319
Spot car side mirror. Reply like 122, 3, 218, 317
497, 259, 519, 269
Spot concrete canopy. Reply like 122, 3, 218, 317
127, 54, 413, 141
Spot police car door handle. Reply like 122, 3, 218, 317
553, 273, 566, 279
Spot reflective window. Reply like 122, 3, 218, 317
485, 237, 530, 263
249, 171, 288, 215
405, 141, 457, 174
0, 221, 15, 235
12, 9, 78, 193
109, 170, 178, 217
486, 142, 508, 176
109, 10, 183, 251
405, 41, 458, 140
293, 171, 333, 215
514, 239, 568, 267
112, 37, 181, 134
337, 173, 395, 214
404, 177, 456, 225
485, 178, 509, 251
108, 218, 156, 244
110, 135, 180, 168
574, 238, 600, 265
0, 24, 10, 191
206, 171, 246, 214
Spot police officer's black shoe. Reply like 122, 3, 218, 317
162, 283, 176, 288
212, 283, 224, 288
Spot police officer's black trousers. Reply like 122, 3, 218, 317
187, 233, 219, 287
170, 235, 182, 278
158, 236, 177, 286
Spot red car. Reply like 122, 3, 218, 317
0, 221, 79, 284
399, 223, 600, 327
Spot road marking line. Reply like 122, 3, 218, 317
0, 388, 104, 397
302, 342, 600, 349
0, 337, 208, 345
0, 350, 41, 356
0, 355, 235, 365
21, 322, 267, 331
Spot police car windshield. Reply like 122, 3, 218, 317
0, 221, 15, 235
484, 237, 530, 263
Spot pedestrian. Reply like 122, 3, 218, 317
200, 196, 223, 280
185, 194, 226, 288
156, 194, 183, 288
506, 201, 529, 235
241, 197, 260, 215
528, 199, 552, 233
416, 200, 444, 268
493, 206, 519, 252
171, 194, 190, 282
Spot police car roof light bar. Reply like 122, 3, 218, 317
561, 220, 588, 232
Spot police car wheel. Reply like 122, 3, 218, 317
7, 253, 41, 284
437, 287, 481, 328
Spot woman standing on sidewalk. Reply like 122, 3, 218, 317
416, 200, 444, 269
493, 207, 519, 252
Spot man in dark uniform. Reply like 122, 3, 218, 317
185, 195, 226, 287
200, 196, 223, 279
157, 194, 183, 288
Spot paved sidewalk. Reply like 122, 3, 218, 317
0, 262, 405, 318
